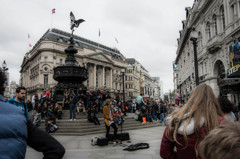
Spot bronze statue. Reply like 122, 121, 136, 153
70, 11, 85, 37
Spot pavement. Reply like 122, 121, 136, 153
25, 125, 165, 159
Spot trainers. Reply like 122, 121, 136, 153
74, 119, 76, 121
70, 119, 73, 121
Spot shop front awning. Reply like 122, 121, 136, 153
219, 78, 240, 92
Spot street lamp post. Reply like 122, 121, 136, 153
121, 68, 125, 103
2, 60, 8, 72
190, 28, 199, 86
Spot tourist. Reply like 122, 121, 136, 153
0, 68, 65, 159
26, 99, 33, 111
218, 95, 236, 122
135, 94, 146, 110
160, 84, 227, 159
69, 90, 77, 121
159, 101, 167, 126
151, 101, 158, 121
8, 86, 29, 119
134, 108, 141, 121
198, 122, 240, 159
54, 103, 62, 120
88, 105, 100, 125
31, 94, 36, 110
76, 98, 85, 115
31, 109, 41, 126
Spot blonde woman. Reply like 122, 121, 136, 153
103, 98, 118, 140
160, 84, 227, 159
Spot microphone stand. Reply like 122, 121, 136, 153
113, 113, 127, 147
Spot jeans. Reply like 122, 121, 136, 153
105, 123, 118, 139
152, 111, 157, 121
69, 103, 76, 119
86, 99, 90, 110
159, 113, 167, 125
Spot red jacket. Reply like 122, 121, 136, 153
160, 117, 227, 159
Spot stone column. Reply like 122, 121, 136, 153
110, 68, 113, 90
93, 64, 96, 89
102, 66, 105, 88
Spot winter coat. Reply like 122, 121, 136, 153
0, 95, 28, 159
7, 98, 29, 118
160, 114, 227, 159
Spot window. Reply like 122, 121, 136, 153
198, 32, 203, 48
230, 5, 235, 22
60, 59, 63, 64
44, 74, 48, 85
44, 57, 48, 62
220, 6, 225, 31
213, 15, 218, 35
206, 22, 211, 39
239, 1, 240, 17
44, 67, 48, 71
115, 83, 118, 90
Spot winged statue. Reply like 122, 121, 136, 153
70, 11, 85, 34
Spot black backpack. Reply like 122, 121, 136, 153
72, 95, 78, 104
160, 104, 167, 113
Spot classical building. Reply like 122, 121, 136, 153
125, 58, 161, 101
9, 81, 18, 98
20, 28, 127, 99
174, 0, 240, 104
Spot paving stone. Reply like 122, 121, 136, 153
26, 126, 165, 159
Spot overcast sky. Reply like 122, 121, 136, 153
0, 0, 193, 94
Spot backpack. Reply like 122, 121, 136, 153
72, 95, 78, 104
48, 123, 58, 133
160, 104, 167, 113
91, 137, 99, 146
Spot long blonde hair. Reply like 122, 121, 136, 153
166, 84, 223, 149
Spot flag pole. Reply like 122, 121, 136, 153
51, 8, 55, 29
98, 28, 100, 48
28, 34, 31, 51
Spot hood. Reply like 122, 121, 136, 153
168, 113, 205, 135
178, 113, 205, 135
8, 98, 17, 102
8, 98, 23, 104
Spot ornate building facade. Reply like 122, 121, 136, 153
20, 28, 127, 99
174, 0, 240, 104
125, 58, 161, 101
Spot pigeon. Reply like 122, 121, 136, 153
70, 11, 85, 30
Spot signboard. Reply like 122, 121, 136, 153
173, 63, 178, 71
228, 41, 240, 77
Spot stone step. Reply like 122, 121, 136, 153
38, 121, 155, 129
31, 110, 161, 136
51, 124, 161, 136
38, 121, 161, 133
39, 120, 137, 127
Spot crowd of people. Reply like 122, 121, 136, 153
1, 63, 240, 159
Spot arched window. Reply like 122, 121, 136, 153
213, 14, 218, 35
220, 6, 225, 31
206, 22, 211, 39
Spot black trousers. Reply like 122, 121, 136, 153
105, 123, 118, 139
88, 117, 100, 125
27, 119, 65, 159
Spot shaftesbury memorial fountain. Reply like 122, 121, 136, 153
53, 12, 88, 104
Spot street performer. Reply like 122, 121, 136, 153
103, 98, 118, 141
